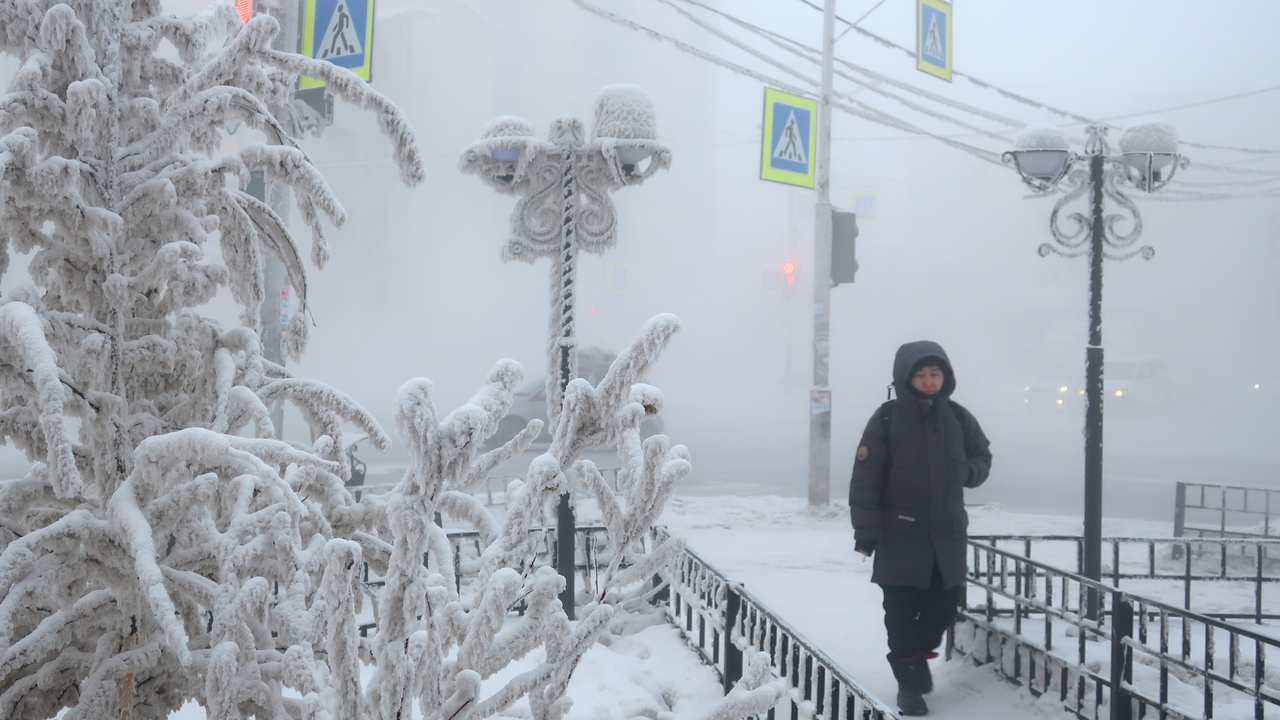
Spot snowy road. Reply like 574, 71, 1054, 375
656, 495, 1174, 720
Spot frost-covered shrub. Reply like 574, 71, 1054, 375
367, 313, 691, 720
0, 1, 424, 717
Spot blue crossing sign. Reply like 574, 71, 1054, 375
916, 0, 952, 82
301, 0, 375, 88
760, 88, 818, 188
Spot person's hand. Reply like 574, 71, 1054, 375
855, 539, 877, 557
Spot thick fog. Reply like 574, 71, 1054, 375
2, 0, 1277, 523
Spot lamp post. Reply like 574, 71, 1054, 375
1005, 121, 1186, 619
460, 85, 671, 619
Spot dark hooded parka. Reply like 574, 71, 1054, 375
849, 341, 992, 589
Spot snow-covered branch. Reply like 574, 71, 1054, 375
0, 1, 426, 717
697, 652, 786, 720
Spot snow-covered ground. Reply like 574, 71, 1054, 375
654, 495, 1177, 720
163, 609, 724, 720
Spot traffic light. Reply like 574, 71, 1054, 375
831, 211, 859, 285
760, 262, 799, 294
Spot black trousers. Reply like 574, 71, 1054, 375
879, 562, 962, 662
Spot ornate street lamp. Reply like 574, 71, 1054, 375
1004, 121, 1187, 619
460, 84, 671, 618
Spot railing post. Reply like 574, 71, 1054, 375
1256, 543, 1264, 625
1109, 593, 1134, 720
651, 572, 669, 606
724, 583, 743, 695
1173, 482, 1187, 538
649, 528, 670, 607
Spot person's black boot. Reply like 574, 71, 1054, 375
896, 686, 929, 716
913, 655, 934, 694
893, 655, 932, 694
890, 655, 931, 715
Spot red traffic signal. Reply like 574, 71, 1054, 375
236, 0, 253, 23
782, 261, 796, 285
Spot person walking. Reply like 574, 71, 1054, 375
849, 341, 992, 716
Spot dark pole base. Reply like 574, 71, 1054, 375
556, 491, 575, 620
1084, 345, 1104, 620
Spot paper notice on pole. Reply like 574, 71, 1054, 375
811, 390, 832, 416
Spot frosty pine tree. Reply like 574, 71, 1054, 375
0, 2, 693, 719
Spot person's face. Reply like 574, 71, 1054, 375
911, 365, 945, 395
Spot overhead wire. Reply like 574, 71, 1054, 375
1171, 175, 1280, 188
656, 0, 1014, 144
788, 0, 1280, 159
788, 0, 1097, 125
1181, 141, 1279, 155
570, 0, 1005, 166
1185, 161, 1280, 177
675, 0, 1025, 129
571, 0, 1280, 194
568, 0, 815, 98
836, 0, 892, 42
1102, 84, 1280, 121
1146, 188, 1280, 202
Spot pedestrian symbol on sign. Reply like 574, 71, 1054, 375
923, 14, 943, 61
318, 0, 362, 59
772, 111, 808, 165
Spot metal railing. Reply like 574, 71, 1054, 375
655, 527, 902, 720
971, 535, 1280, 624
356, 524, 621, 636
1175, 482, 1280, 541
343, 468, 623, 506
957, 539, 1280, 720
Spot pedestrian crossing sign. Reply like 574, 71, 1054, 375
916, 0, 952, 82
301, 0, 375, 89
852, 191, 879, 224
761, 88, 818, 188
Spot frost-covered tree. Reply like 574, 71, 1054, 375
0, 0, 423, 717
0, 4, 695, 720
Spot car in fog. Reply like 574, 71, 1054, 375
1023, 377, 1080, 410
1023, 357, 1174, 412
1106, 358, 1174, 410
484, 347, 664, 449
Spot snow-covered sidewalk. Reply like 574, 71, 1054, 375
657, 496, 1175, 720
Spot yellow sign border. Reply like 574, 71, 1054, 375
916, 0, 953, 82
301, 0, 376, 88
760, 88, 818, 189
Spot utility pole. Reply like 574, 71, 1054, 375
257, 0, 302, 440
1082, 149, 1106, 620
808, 0, 836, 506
